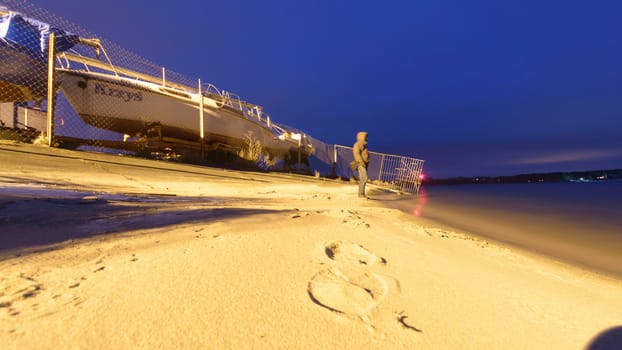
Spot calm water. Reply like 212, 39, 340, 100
380, 181, 622, 279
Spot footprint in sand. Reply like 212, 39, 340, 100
307, 267, 388, 318
310, 241, 422, 332
324, 240, 387, 266
339, 210, 371, 228
0, 274, 43, 300
0, 274, 44, 317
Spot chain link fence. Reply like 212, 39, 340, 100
1, 0, 309, 163
1, 1, 425, 194
1, 0, 173, 151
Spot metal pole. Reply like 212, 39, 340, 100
162, 67, 166, 86
378, 154, 385, 181
198, 79, 205, 160
46, 32, 56, 147
332, 144, 337, 177
12, 102, 18, 128
298, 138, 301, 165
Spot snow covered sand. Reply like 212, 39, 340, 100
1, 141, 621, 349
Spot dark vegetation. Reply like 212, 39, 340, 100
424, 169, 622, 185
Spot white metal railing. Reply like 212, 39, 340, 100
334, 145, 425, 194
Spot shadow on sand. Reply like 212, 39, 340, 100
586, 326, 622, 350
0, 194, 281, 259
0, 145, 271, 183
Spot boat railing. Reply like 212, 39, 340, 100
59, 42, 118, 77
210, 88, 281, 132
203, 87, 264, 123
201, 83, 222, 97
58, 51, 197, 94
221, 90, 243, 111
201, 83, 227, 108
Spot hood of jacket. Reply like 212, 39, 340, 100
356, 131, 368, 145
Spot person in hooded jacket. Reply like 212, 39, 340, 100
352, 131, 370, 198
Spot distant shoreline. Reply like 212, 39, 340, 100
424, 168, 622, 185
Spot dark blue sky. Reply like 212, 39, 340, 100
30, 0, 622, 177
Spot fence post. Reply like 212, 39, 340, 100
378, 154, 385, 181
331, 145, 338, 177
297, 137, 301, 165
46, 32, 56, 147
198, 79, 205, 160
12, 102, 18, 128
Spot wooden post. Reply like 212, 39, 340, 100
46, 32, 56, 147
198, 79, 205, 160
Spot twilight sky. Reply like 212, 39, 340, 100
27, 0, 622, 177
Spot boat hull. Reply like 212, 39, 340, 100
58, 70, 302, 158
0, 42, 47, 102
0, 10, 79, 102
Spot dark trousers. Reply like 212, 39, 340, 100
357, 166, 368, 196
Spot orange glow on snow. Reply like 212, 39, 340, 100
411, 188, 427, 217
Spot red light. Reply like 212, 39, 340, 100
419, 174, 425, 179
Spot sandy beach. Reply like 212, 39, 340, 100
1, 141, 621, 349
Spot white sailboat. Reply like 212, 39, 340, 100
57, 52, 313, 161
